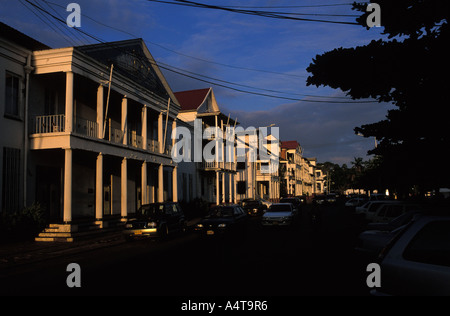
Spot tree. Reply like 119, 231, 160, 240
307, 0, 450, 195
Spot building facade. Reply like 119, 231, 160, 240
1, 23, 181, 240
175, 88, 237, 205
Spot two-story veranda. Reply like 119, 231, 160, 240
28, 39, 180, 241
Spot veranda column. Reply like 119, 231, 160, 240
229, 172, 233, 203
63, 148, 73, 223
222, 171, 226, 203
172, 119, 177, 157
122, 96, 128, 145
216, 171, 220, 205
158, 112, 163, 154
158, 164, 164, 202
141, 161, 148, 205
97, 84, 104, 139
96, 153, 103, 221
142, 106, 148, 150
121, 158, 128, 220
172, 166, 178, 202
233, 174, 237, 203
65, 71, 74, 133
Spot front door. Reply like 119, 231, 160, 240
36, 165, 62, 221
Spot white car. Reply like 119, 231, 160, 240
373, 215, 450, 296
371, 203, 422, 223
365, 201, 401, 222
345, 198, 367, 208
261, 203, 295, 226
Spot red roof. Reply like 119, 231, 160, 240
281, 141, 300, 149
174, 88, 210, 111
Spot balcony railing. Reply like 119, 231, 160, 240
199, 161, 236, 171
75, 117, 98, 138
32, 114, 65, 134
148, 139, 159, 153
108, 127, 124, 144
31, 115, 172, 156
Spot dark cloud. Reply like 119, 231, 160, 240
223, 99, 394, 165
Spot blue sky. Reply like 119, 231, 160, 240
1, 0, 394, 164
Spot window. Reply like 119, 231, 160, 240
2, 147, 21, 212
403, 220, 450, 267
236, 162, 246, 170
5, 72, 20, 117
385, 205, 404, 218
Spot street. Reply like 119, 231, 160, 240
0, 204, 372, 296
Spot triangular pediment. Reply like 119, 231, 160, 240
76, 39, 178, 103
197, 88, 219, 114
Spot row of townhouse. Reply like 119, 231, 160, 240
0, 22, 325, 241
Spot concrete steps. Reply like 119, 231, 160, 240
35, 219, 125, 242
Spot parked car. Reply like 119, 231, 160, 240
313, 195, 326, 205
371, 203, 423, 223
195, 204, 247, 237
355, 225, 406, 260
241, 199, 266, 216
295, 195, 307, 205
345, 197, 368, 208
280, 197, 301, 213
123, 202, 186, 240
261, 203, 296, 226
366, 210, 423, 232
326, 194, 338, 204
257, 198, 272, 209
358, 201, 399, 221
373, 215, 450, 296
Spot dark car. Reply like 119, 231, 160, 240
241, 198, 266, 216
280, 197, 301, 213
123, 202, 186, 240
313, 195, 326, 205
195, 204, 247, 237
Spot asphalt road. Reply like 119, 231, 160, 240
0, 204, 373, 297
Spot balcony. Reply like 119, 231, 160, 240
30, 114, 170, 156
75, 117, 98, 138
198, 161, 236, 172
31, 114, 65, 134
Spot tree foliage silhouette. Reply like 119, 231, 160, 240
307, 0, 450, 195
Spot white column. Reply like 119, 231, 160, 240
172, 166, 178, 202
158, 164, 164, 202
97, 84, 104, 139
269, 179, 272, 202
141, 161, 148, 205
229, 172, 232, 203
233, 174, 237, 203
158, 112, 163, 154
172, 119, 177, 157
63, 148, 72, 222
96, 153, 103, 220
222, 171, 225, 203
121, 158, 128, 219
122, 97, 128, 145
216, 171, 220, 205
65, 71, 74, 133
142, 106, 148, 150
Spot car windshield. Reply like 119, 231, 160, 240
268, 204, 291, 212
207, 207, 234, 218
138, 204, 164, 217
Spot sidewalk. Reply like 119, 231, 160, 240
0, 217, 201, 269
